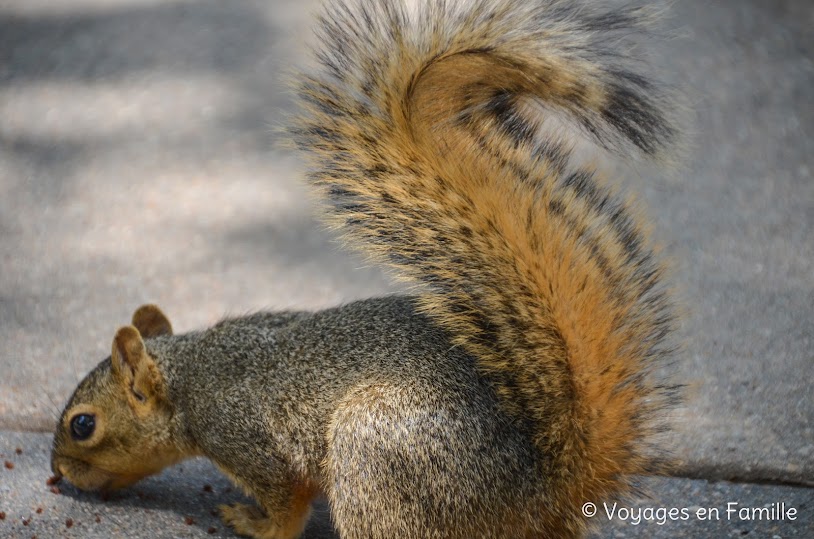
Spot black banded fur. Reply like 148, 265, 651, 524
293, 0, 680, 535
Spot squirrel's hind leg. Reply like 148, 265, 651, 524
324, 381, 537, 539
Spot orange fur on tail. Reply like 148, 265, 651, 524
293, 0, 679, 531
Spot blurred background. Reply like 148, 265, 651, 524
0, 0, 812, 537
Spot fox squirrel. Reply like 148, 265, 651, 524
51, 0, 680, 538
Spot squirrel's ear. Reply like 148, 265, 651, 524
111, 326, 164, 403
112, 326, 146, 377
131, 304, 173, 338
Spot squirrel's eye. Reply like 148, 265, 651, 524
70, 414, 96, 441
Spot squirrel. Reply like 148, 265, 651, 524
50, 0, 680, 538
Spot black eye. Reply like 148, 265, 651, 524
70, 414, 96, 441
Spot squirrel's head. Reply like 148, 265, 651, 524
51, 304, 188, 491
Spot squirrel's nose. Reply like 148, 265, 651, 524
48, 462, 64, 486
49, 453, 63, 479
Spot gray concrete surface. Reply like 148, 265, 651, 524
0, 0, 812, 537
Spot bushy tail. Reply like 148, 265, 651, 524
292, 0, 678, 531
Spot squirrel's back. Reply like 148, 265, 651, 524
292, 0, 680, 536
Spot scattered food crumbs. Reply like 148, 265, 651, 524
46, 475, 60, 486
65, 518, 74, 528
208, 527, 217, 534
0, 511, 5, 520
95, 514, 101, 523
49, 486, 61, 495
22, 518, 30, 526
4, 460, 14, 469
35, 507, 43, 514
15, 447, 22, 455
185, 517, 195, 525
203, 484, 213, 493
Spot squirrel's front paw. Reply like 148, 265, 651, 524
219, 503, 307, 539
219, 503, 268, 538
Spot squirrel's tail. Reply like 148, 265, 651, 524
293, 0, 678, 531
